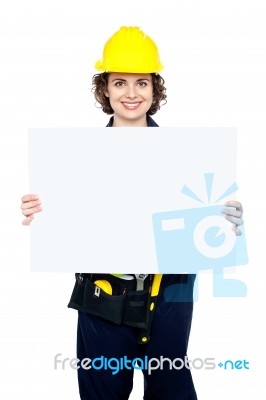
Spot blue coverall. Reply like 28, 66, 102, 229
69, 116, 198, 400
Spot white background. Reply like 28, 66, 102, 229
0, 0, 265, 399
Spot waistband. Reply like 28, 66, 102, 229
76, 273, 153, 295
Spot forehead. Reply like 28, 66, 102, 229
108, 73, 152, 82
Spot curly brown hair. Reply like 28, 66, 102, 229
91, 73, 167, 115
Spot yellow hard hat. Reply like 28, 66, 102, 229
95, 26, 163, 73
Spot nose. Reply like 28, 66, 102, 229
125, 84, 138, 99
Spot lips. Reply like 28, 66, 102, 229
122, 102, 142, 110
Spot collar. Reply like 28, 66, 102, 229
106, 115, 159, 127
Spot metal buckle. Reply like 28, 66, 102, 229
135, 274, 149, 291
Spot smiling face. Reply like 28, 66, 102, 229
104, 73, 153, 126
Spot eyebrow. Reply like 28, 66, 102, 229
111, 78, 150, 82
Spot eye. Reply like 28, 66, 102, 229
137, 81, 147, 87
114, 81, 125, 87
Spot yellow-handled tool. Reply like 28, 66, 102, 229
94, 280, 112, 295
151, 274, 163, 297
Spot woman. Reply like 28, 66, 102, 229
21, 27, 243, 400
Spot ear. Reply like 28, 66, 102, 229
104, 91, 109, 97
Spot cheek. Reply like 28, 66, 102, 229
108, 89, 121, 102
108, 94, 119, 106
108, 93, 122, 110
146, 87, 153, 101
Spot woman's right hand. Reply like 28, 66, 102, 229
21, 194, 42, 225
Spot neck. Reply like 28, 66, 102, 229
112, 115, 148, 127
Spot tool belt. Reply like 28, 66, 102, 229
68, 273, 162, 344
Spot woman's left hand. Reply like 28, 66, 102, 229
221, 200, 244, 236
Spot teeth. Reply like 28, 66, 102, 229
124, 103, 139, 107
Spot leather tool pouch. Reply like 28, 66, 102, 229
83, 279, 126, 325
68, 274, 151, 328
123, 288, 150, 329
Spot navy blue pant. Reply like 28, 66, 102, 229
77, 274, 198, 400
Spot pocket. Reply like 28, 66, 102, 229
67, 275, 86, 310
82, 279, 126, 325
123, 289, 150, 329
